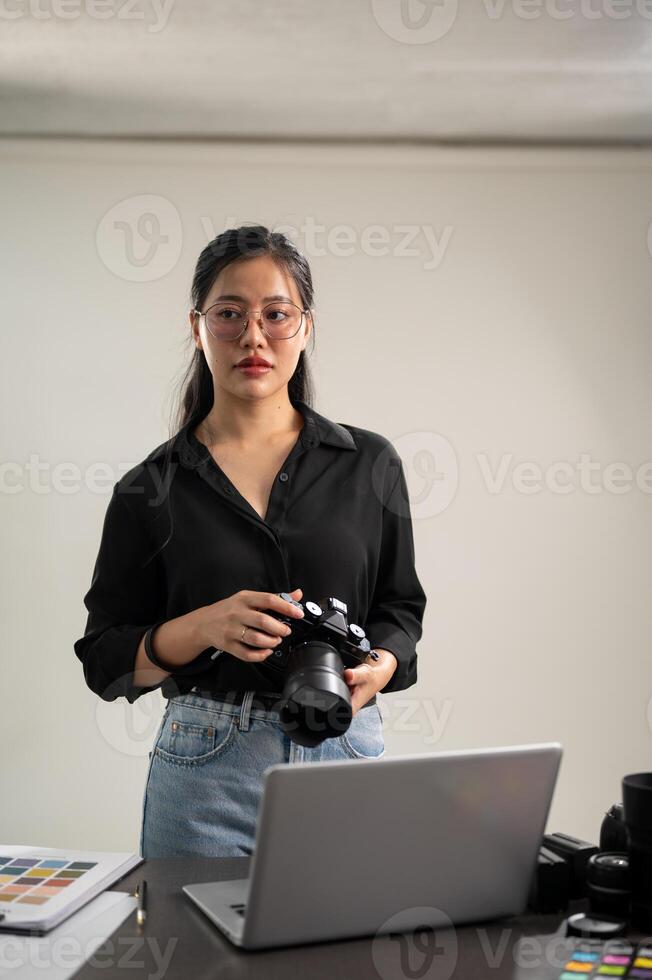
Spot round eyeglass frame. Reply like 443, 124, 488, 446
193, 301, 311, 341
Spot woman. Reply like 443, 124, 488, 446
74, 225, 427, 858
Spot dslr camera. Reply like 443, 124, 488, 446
255, 592, 380, 748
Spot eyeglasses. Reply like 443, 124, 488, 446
193, 301, 309, 341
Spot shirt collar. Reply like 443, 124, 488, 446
144, 398, 356, 469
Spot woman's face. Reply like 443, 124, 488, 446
190, 254, 312, 403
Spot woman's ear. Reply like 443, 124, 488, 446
189, 310, 202, 351
302, 308, 314, 350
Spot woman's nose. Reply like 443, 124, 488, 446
240, 314, 268, 343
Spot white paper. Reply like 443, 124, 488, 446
0, 891, 137, 979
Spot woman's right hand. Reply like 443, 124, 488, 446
195, 587, 305, 663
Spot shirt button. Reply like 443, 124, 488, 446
279, 472, 289, 482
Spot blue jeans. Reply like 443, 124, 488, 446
139, 691, 386, 858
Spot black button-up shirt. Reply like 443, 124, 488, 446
74, 399, 427, 704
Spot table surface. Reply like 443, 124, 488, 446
68, 858, 644, 980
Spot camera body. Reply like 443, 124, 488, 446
256, 592, 380, 748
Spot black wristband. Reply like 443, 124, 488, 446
143, 622, 177, 672
142, 622, 221, 676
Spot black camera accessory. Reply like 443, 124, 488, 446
586, 852, 630, 918
622, 771, 652, 931
565, 911, 627, 939
526, 845, 570, 913
542, 832, 599, 898
600, 803, 629, 852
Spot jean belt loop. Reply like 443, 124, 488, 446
238, 690, 255, 732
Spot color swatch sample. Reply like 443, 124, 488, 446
0, 856, 97, 906
557, 941, 652, 979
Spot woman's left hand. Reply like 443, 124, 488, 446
343, 648, 398, 717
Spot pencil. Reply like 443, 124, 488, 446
136, 879, 147, 926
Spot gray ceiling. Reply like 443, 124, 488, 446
2, 0, 652, 143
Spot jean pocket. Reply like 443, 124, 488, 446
341, 703, 385, 760
154, 706, 237, 767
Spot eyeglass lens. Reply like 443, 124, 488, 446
204, 302, 303, 340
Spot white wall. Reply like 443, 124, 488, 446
1, 138, 650, 852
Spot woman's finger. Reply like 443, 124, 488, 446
237, 626, 284, 649
233, 640, 275, 661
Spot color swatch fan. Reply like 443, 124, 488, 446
0, 845, 142, 934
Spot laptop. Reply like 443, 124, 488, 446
182, 740, 562, 950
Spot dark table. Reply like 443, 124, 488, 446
70, 859, 646, 980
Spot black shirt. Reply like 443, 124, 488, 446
74, 398, 427, 704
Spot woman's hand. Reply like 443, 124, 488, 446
195, 587, 305, 663
343, 648, 398, 717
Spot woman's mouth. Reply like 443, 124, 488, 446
236, 364, 272, 376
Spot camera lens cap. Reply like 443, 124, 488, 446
566, 912, 627, 938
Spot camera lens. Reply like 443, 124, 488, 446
276, 641, 352, 748
586, 852, 630, 917
623, 772, 652, 930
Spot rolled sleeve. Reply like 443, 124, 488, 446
364, 450, 427, 694
74, 483, 214, 704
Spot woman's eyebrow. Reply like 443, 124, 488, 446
215, 293, 294, 304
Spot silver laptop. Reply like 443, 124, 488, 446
182, 741, 562, 951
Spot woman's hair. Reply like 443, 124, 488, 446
145, 224, 316, 566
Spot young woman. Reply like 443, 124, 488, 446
74, 225, 427, 857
